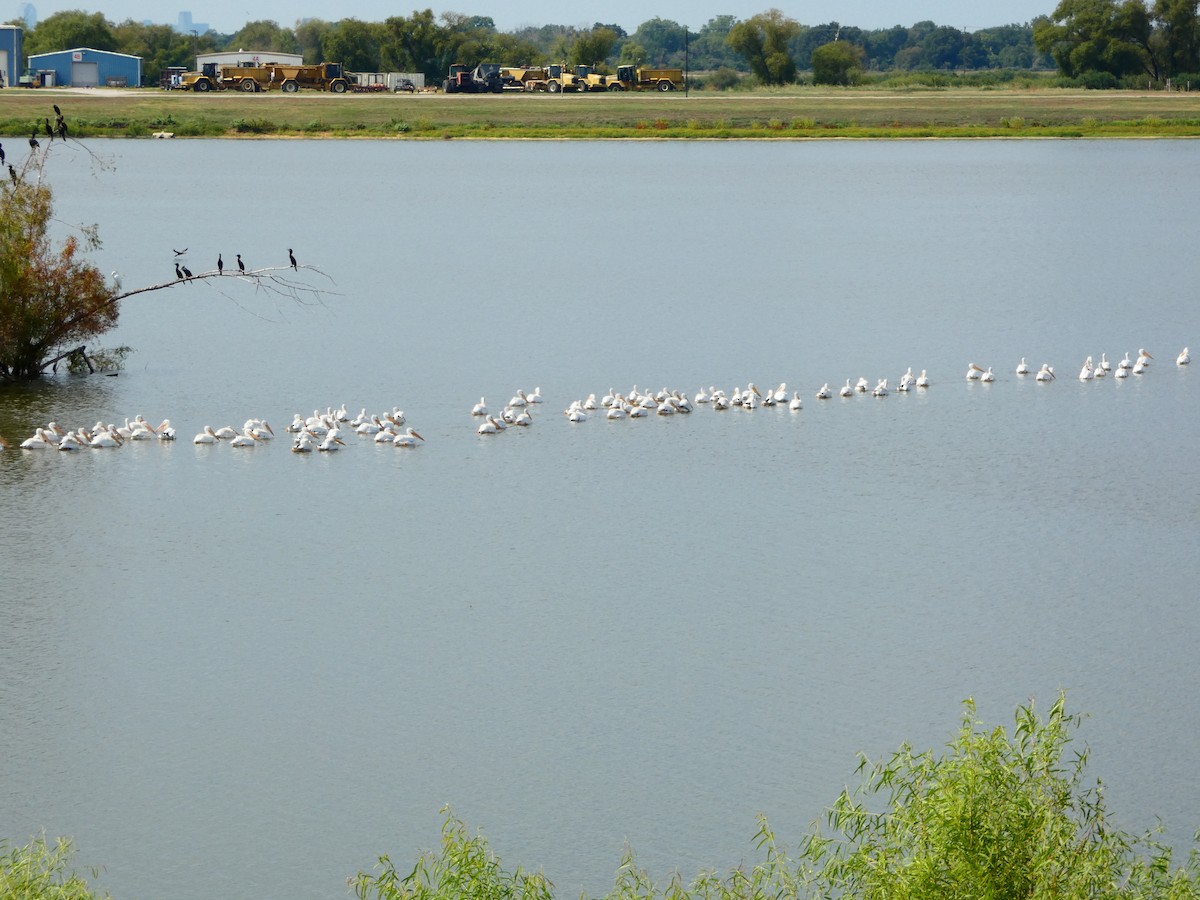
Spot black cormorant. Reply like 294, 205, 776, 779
175, 262, 184, 279
217, 253, 224, 274
288, 248, 297, 269
237, 254, 245, 273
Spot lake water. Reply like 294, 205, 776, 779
1, 138, 1198, 899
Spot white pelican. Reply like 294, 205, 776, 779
128, 420, 156, 440
606, 405, 626, 420
899, 367, 916, 391
1079, 357, 1094, 381
742, 390, 758, 410
394, 428, 425, 446
711, 394, 729, 411
981, 367, 996, 383
760, 390, 776, 407
20, 428, 54, 450
374, 427, 398, 443
1118, 352, 1133, 370
318, 435, 346, 451
57, 431, 87, 451
213, 425, 238, 440
1035, 364, 1055, 382
839, 379, 853, 398
855, 377, 868, 393
1137, 348, 1153, 366
292, 431, 318, 453
966, 363, 984, 381
508, 389, 528, 408
471, 397, 488, 416
1178, 347, 1190, 366
916, 370, 930, 388
1133, 358, 1147, 374
673, 392, 692, 413
334, 403, 350, 422
193, 426, 219, 444
789, 391, 803, 410
527, 387, 543, 404
250, 420, 274, 439
285, 414, 305, 433
1016, 357, 1030, 375
772, 382, 788, 403
1100, 353, 1112, 372
582, 393, 597, 410
477, 416, 499, 435
601, 388, 617, 407
628, 403, 649, 417
514, 407, 533, 426
89, 428, 123, 448
816, 383, 832, 400
356, 416, 383, 435
1115, 365, 1129, 379
229, 430, 263, 448
693, 387, 709, 404
566, 402, 587, 422
873, 379, 889, 397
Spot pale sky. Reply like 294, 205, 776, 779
21, 0, 1054, 36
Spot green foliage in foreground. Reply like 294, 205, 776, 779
0, 834, 108, 900
354, 695, 1200, 900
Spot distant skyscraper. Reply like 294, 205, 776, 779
175, 10, 210, 34
19, 2, 35, 29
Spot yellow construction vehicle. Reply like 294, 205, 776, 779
272, 62, 352, 93
181, 63, 275, 92
608, 65, 685, 91
509, 63, 589, 93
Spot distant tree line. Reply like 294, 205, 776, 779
15, 4, 1200, 89
12, 8, 1054, 88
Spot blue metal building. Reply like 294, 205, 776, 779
26, 47, 142, 87
0, 26, 22, 89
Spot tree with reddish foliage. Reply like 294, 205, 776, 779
0, 160, 118, 381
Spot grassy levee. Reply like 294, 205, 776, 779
4, 86, 1200, 138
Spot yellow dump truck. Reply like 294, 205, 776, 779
182, 63, 275, 92
610, 65, 685, 91
272, 63, 352, 93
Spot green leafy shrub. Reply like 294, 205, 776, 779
0, 834, 108, 899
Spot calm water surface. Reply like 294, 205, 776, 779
1, 139, 1198, 899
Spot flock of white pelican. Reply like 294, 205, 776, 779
1, 348, 1189, 454
282, 405, 423, 451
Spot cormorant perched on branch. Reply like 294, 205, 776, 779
175, 262, 184, 279
29, 131, 39, 150
0, 143, 6, 166
217, 253, 224, 274
53, 104, 62, 117
180, 264, 193, 279
236, 254, 245, 273
288, 248, 297, 269
43, 118, 54, 140
8, 165, 16, 185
